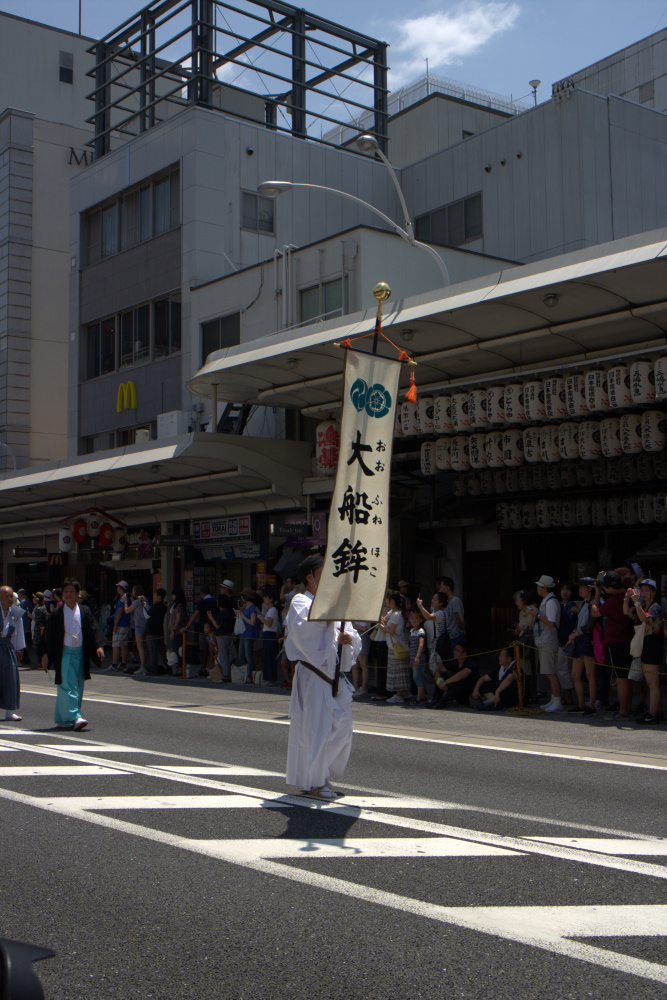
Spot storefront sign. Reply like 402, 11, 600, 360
192, 516, 251, 541
309, 351, 400, 622
159, 535, 192, 546
270, 521, 311, 537
12, 547, 47, 559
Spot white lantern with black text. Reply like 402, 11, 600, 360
434, 395, 453, 433
561, 499, 576, 528
637, 453, 653, 482
394, 411, 403, 438
560, 462, 577, 489
524, 379, 546, 421
576, 462, 594, 487
523, 426, 541, 463
606, 497, 623, 525
641, 410, 667, 452
535, 498, 551, 529
546, 465, 561, 490
452, 476, 467, 497
544, 376, 567, 420
436, 437, 452, 471
508, 502, 522, 530
451, 434, 470, 471
417, 396, 434, 435
493, 469, 507, 493
620, 413, 642, 454
654, 454, 667, 480
504, 383, 525, 424
484, 430, 504, 469
622, 496, 639, 526
519, 465, 533, 491
622, 455, 639, 484
654, 357, 667, 400
558, 422, 579, 461
601, 417, 623, 458
480, 470, 494, 495
630, 358, 655, 405
496, 503, 511, 530
468, 475, 482, 496
503, 428, 524, 466
469, 432, 487, 469
585, 367, 610, 412
638, 494, 655, 525
579, 420, 602, 460
486, 385, 505, 425
522, 502, 537, 529
539, 426, 560, 463
401, 401, 419, 436
546, 498, 562, 528
607, 363, 632, 407
591, 498, 607, 528
532, 465, 547, 490
468, 389, 488, 428
654, 493, 667, 525
506, 468, 521, 492
451, 393, 470, 431
112, 528, 127, 552
59, 527, 73, 553
576, 498, 592, 527
420, 441, 436, 476
86, 513, 101, 538
565, 373, 588, 416
592, 461, 608, 487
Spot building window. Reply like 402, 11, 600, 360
415, 192, 482, 246
59, 51, 73, 84
84, 317, 116, 380
201, 313, 240, 364
154, 297, 181, 358
83, 166, 180, 266
300, 277, 345, 325
242, 191, 274, 234
81, 296, 180, 380
80, 422, 158, 455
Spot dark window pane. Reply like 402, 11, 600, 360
257, 196, 274, 233
202, 319, 220, 363
414, 214, 430, 242
170, 300, 181, 353
121, 311, 134, 367
300, 286, 320, 324
154, 299, 170, 358
85, 324, 100, 380
59, 66, 73, 84
170, 170, 180, 228
465, 193, 483, 239
121, 190, 140, 250
154, 177, 170, 235
219, 313, 240, 348
140, 186, 151, 241
135, 305, 150, 361
101, 203, 117, 257
242, 192, 256, 230
86, 211, 101, 265
431, 206, 448, 244
447, 200, 465, 244
101, 318, 115, 374
323, 279, 342, 319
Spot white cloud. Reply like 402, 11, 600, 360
391, 2, 520, 85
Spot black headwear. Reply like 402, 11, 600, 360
297, 553, 324, 584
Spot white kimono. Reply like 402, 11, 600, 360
284, 591, 361, 789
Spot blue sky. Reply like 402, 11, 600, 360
2, 0, 667, 105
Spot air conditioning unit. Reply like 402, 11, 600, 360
135, 428, 151, 444
157, 410, 186, 439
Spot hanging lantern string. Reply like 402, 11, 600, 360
334, 327, 416, 363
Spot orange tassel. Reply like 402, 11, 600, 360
405, 370, 417, 403
398, 350, 410, 362
340, 338, 352, 349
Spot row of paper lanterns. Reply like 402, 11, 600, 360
418, 411, 667, 475
399, 358, 667, 438
59, 516, 127, 553
497, 494, 667, 531
445, 453, 667, 497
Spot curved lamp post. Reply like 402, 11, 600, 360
259, 161, 450, 286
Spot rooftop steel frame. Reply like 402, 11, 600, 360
86, 0, 388, 158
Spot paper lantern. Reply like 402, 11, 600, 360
637, 452, 653, 483
451, 393, 470, 431
469, 432, 487, 469
653, 357, 667, 400
544, 376, 567, 420
546, 465, 561, 490
558, 422, 579, 461
576, 498, 592, 527
315, 421, 340, 475
452, 476, 467, 497
433, 395, 453, 433
519, 466, 533, 491
420, 441, 436, 476
524, 379, 546, 421
561, 499, 576, 529
532, 465, 547, 490
565, 373, 588, 416
579, 420, 602, 461
401, 401, 419, 436
73, 519, 87, 544
493, 469, 508, 493
87, 513, 101, 538
606, 497, 623, 525
546, 498, 562, 528
523, 426, 541, 464
486, 386, 505, 425
576, 462, 594, 487
467, 475, 482, 496
506, 468, 521, 493
508, 503, 522, 530
641, 410, 667, 452
468, 389, 488, 428
539, 426, 560, 464
99, 522, 114, 547
560, 462, 577, 489
600, 417, 622, 458
630, 358, 655, 405
522, 502, 537, 530
607, 459, 623, 486
535, 498, 551, 529
435, 437, 452, 471
112, 528, 127, 552
417, 396, 434, 435
503, 428, 525, 467
620, 413, 642, 454
638, 494, 655, 525
591, 498, 607, 528
480, 470, 494, 495
621, 455, 638, 484
450, 434, 470, 471
607, 363, 632, 408
395, 411, 403, 437
622, 496, 639, 526
591, 461, 608, 487
585, 367, 610, 412
504, 384, 526, 424
496, 503, 511, 530
59, 527, 73, 553
654, 493, 667, 525
653, 453, 667, 480
484, 430, 505, 469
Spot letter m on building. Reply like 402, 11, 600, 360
117, 381, 138, 412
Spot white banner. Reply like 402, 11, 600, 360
309, 351, 401, 622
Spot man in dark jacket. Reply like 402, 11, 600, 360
40, 579, 105, 731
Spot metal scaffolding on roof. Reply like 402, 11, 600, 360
85, 0, 389, 158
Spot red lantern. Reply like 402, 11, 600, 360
73, 519, 87, 543
99, 522, 113, 547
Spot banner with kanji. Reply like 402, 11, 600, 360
309, 351, 400, 622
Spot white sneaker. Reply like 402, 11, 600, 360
4, 712, 21, 721
73, 717, 88, 731
541, 698, 554, 711
386, 694, 405, 704
352, 687, 368, 698
543, 699, 562, 713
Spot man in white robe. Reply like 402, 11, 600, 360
285, 554, 361, 799
0, 585, 25, 721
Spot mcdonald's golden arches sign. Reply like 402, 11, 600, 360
117, 381, 138, 412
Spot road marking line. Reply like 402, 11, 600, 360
527, 838, 667, 855
0, 735, 665, 881
0, 783, 664, 986
59, 795, 290, 810
36, 744, 154, 753
153, 765, 283, 776
12, 693, 667, 771
198, 837, 522, 859
0, 765, 126, 776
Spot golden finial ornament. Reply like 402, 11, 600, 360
373, 282, 391, 303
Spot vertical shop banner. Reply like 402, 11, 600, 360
309, 351, 401, 622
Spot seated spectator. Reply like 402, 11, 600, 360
471, 648, 518, 710
428, 642, 478, 709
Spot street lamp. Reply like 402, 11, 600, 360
259, 172, 450, 286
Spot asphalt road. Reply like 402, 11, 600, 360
1, 669, 666, 1000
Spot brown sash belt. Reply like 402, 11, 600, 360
299, 660, 333, 686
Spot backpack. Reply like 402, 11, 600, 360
557, 602, 575, 647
